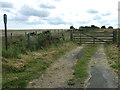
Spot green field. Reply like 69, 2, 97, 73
2, 28, 119, 88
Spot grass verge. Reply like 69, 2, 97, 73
72, 44, 98, 87
104, 44, 119, 72
2, 41, 79, 88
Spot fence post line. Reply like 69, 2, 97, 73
115, 30, 117, 43
27, 33, 30, 48
93, 38, 95, 44
48, 31, 51, 44
70, 29, 73, 41
25, 32, 27, 37
3, 14, 8, 50
61, 32, 64, 40
62, 29, 63, 33
36, 31, 37, 35
80, 30, 81, 43
113, 30, 117, 43
113, 31, 115, 43
11, 33, 12, 41
118, 29, 120, 47
94, 38, 95, 44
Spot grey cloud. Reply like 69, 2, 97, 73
1, 2, 13, 8
20, 5, 50, 17
87, 9, 98, 14
11, 14, 46, 25
15, 16, 28, 21
93, 15, 101, 20
101, 12, 111, 16
40, 4, 55, 9
47, 17, 68, 25
2, 9, 11, 12
11, 14, 28, 22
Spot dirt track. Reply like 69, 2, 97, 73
27, 44, 118, 88
27, 45, 85, 88
86, 44, 118, 88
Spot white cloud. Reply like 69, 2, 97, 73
1, 1, 13, 8
40, 4, 55, 9
27, 16, 46, 24
19, 5, 50, 17
0, 0, 119, 29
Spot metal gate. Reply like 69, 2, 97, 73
70, 30, 114, 44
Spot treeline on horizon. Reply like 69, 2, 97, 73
1, 25, 114, 31
70, 25, 114, 30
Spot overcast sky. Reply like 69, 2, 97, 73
0, 0, 119, 29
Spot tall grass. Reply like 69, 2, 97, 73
104, 44, 119, 70
2, 49, 20, 58
2, 30, 66, 58
2, 41, 78, 88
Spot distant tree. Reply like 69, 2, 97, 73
108, 26, 113, 29
91, 25, 96, 28
85, 26, 90, 28
96, 26, 100, 29
79, 26, 84, 29
70, 26, 75, 29
79, 26, 89, 30
29, 32, 37, 36
91, 25, 99, 29
79, 25, 99, 30
85, 26, 91, 30
101, 26, 106, 29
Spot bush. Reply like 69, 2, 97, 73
36, 33, 46, 49
19, 46, 27, 54
2, 30, 63, 58
2, 49, 20, 58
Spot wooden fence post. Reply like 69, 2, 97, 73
118, 29, 120, 47
36, 31, 37, 35
48, 31, 51, 44
79, 30, 81, 43
11, 33, 12, 41
113, 31, 114, 43
93, 38, 95, 44
61, 32, 65, 40
70, 30, 73, 41
4, 14, 8, 50
27, 34, 30, 48
62, 29, 63, 32
113, 30, 117, 43
25, 32, 27, 37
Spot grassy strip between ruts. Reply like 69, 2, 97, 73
104, 44, 119, 72
2, 41, 80, 88
68, 44, 98, 87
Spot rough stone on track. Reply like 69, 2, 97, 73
27, 45, 84, 88
86, 44, 118, 88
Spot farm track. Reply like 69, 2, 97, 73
27, 44, 119, 88
27, 44, 85, 88
86, 44, 118, 88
